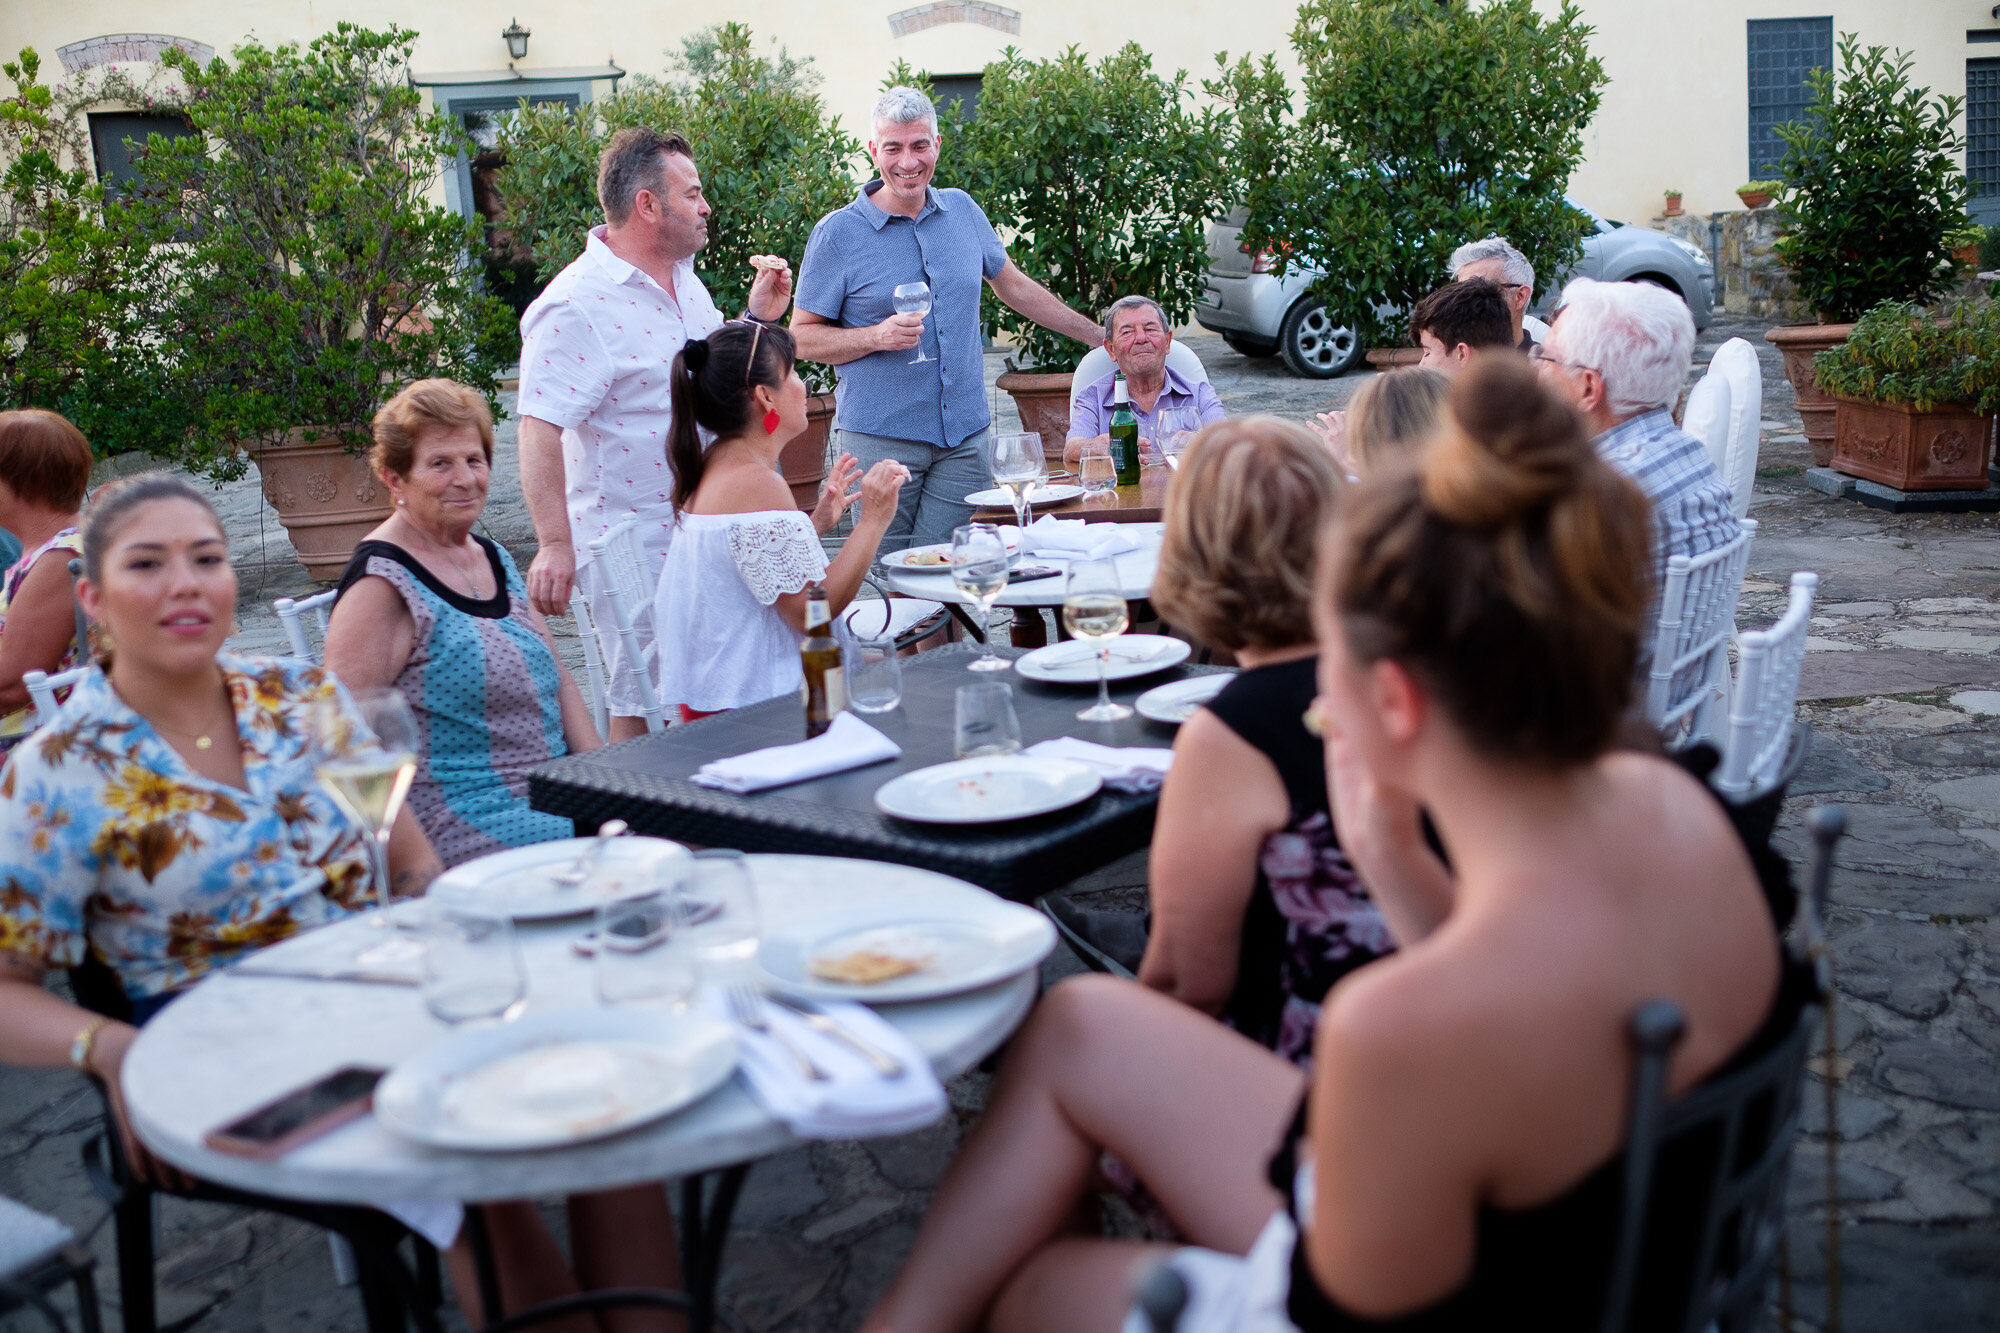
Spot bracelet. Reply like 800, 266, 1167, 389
69, 1016, 112, 1074
741, 312, 781, 328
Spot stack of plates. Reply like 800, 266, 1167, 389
429, 838, 690, 920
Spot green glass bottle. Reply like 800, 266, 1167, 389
1108, 374, 1141, 487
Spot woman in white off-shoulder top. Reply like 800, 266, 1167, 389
653, 321, 908, 719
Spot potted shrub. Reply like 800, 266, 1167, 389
1735, 181, 1779, 210
1664, 189, 1684, 218
127, 25, 513, 579
1212, 0, 1604, 372
1765, 35, 1972, 467
501, 24, 857, 507
941, 44, 1232, 460
1815, 300, 2000, 490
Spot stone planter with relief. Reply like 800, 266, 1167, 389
248, 429, 394, 581
1764, 323, 1855, 467
1830, 396, 1993, 492
781, 394, 837, 511
996, 370, 1077, 467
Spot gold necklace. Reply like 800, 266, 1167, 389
152, 715, 229, 751
409, 523, 487, 598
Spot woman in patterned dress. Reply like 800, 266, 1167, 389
0, 474, 441, 1180
1144, 418, 1394, 1067
652, 320, 907, 721
323, 380, 601, 869
0, 410, 93, 751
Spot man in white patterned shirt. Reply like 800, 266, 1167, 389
1534, 277, 1741, 616
518, 127, 792, 738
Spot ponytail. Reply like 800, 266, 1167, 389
667, 321, 798, 509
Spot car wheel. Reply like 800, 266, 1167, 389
1278, 297, 1364, 379
1223, 333, 1278, 358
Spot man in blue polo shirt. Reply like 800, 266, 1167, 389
792, 86, 1104, 547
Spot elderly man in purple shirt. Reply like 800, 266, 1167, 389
1064, 296, 1226, 467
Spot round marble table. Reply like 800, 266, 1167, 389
122, 855, 1039, 1206
878, 523, 1163, 610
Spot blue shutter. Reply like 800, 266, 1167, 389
1745, 17, 1833, 180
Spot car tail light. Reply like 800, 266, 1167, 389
1248, 248, 1277, 274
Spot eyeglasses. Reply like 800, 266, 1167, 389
740, 319, 764, 385
1529, 345, 1597, 375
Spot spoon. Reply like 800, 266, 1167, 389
551, 819, 628, 887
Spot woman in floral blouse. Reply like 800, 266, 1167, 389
0, 474, 442, 1178
0, 409, 93, 751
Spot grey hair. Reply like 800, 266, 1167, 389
872, 85, 938, 136
1102, 295, 1169, 341
1449, 236, 1535, 290
1553, 277, 1695, 416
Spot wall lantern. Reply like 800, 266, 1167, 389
502, 19, 531, 62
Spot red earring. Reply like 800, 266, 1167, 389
764, 409, 781, 434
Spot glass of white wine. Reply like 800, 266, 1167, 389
988, 432, 1046, 540
951, 523, 1012, 673
1155, 407, 1199, 471
1062, 558, 1133, 722
893, 281, 933, 364
313, 689, 421, 936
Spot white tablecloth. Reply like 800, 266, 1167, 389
879, 523, 1163, 608
121, 856, 1037, 1205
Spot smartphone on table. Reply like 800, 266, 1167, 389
203, 1066, 386, 1159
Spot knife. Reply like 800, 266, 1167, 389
228, 965, 422, 987
766, 994, 906, 1077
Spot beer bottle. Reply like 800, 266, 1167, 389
1108, 374, 1141, 487
800, 583, 844, 738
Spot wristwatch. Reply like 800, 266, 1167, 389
69, 1016, 112, 1074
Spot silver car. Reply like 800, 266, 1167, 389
1195, 199, 1718, 378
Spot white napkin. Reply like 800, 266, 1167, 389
1024, 737, 1175, 792
1002, 516, 1143, 560
379, 1201, 464, 1249
718, 995, 946, 1139
691, 713, 901, 793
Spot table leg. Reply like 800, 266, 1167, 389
945, 603, 987, 643
680, 1165, 751, 1333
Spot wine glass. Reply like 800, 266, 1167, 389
951, 523, 1012, 673
313, 689, 420, 938
422, 901, 527, 1025
1155, 408, 1199, 471
893, 281, 933, 364
1062, 558, 1133, 722
988, 432, 1046, 543
672, 850, 762, 983
595, 883, 698, 1011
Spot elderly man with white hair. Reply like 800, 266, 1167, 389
1535, 276, 1740, 607
793, 86, 1104, 547
1448, 236, 1549, 351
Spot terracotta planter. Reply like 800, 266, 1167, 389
1737, 189, 1772, 210
1955, 243, 1983, 268
996, 369, 1076, 466
781, 394, 837, 511
1765, 322, 1855, 467
1364, 347, 1423, 370
248, 429, 393, 581
1830, 395, 1994, 492
1664, 195, 1683, 217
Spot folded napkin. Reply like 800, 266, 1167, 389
1024, 737, 1175, 793
1002, 516, 1143, 561
692, 713, 901, 793
718, 995, 946, 1139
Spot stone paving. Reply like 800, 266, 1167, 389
5, 315, 2000, 1331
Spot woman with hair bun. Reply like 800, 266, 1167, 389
861, 355, 1796, 1333
653, 320, 907, 720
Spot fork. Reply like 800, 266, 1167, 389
727, 983, 829, 1082
768, 993, 906, 1077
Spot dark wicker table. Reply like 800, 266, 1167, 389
528, 643, 1228, 900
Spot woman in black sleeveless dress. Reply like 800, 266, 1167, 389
861, 360, 1788, 1333
1144, 421, 1390, 1066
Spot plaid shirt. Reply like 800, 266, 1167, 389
1594, 409, 1742, 606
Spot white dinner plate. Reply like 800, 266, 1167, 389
879, 536, 1020, 570
1136, 673, 1234, 724
1015, 634, 1192, 684
758, 900, 1058, 1003
429, 838, 690, 920
374, 1008, 738, 1151
964, 484, 1087, 509
874, 756, 1102, 824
